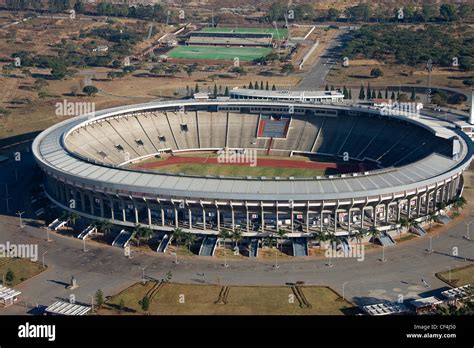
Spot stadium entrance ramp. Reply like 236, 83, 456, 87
112, 229, 132, 248
292, 237, 309, 256
199, 235, 218, 256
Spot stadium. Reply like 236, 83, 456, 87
32, 98, 473, 255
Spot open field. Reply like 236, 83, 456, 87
100, 282, 355, 315
0, 258, 45, 287
168, 45, 272, 61
200, 27, 288, 38
437, 264, 474, 287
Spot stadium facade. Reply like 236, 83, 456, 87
32, 100, 473, 240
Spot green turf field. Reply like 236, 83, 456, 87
153, 163, 324, 177
201, 27, 288, 39
167, 45, 272, 61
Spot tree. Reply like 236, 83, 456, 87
272, 84, 276, 91
95, 220, 113, 235
366, 83, 371, 100
439, 4, 457, 22
183, 232, 196, 253
281, 63, 295, 76
458, 4, 472, 22
421, 4, 436, 22
428, 211, 437, 231
194, 84, 199, 93
453, 196, 467, 212
260, 81, 264, 90
95, 289, 104, 309
231, 229, 243, 248
343, 85, 348, 99
325, 84, 329, 91
391, 91, 396, 100
377, 90, 382, 99
69, 212, 80, 226
230, 66, 246, 77
348, 89, 352, 100
5, 269, 14, 284
83, 85, 98, 96
358, 85, 365, 100
254, 81, 259, 90
345, 4, 371, 22
328, 8, 341, 21
224, 86, 229, 96
74, 0, 85, 13
370, 68, 383, 78
410, 88, 416, 101
385, 89, 388, 99
139, 295, 150, 313
275, 229, 286, 252
265, 81, 269, 90
184, 63, 197, 77
249, 82, 253, 89
171, 228, 185, 259
368, 226, 380, 244
213, 84, 218, 99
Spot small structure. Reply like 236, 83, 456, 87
92, 45, 109, 53
45, 300, 91, 316
410, 296, 443, 315
362, 302, 409, 316
441, 284, 472, 305
67, 276, 79, 290
193, 92, 210, 100
0, 285, 21, 307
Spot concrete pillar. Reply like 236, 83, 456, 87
231, 205, 235, 232
202, 206, 206, 231
100, 198, 104, 218
188, 207, 192, 229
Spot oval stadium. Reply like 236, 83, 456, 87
32, 99, 474, 255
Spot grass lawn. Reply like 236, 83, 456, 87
0, 258, 45, 287
100, 282, 355, 315
168, 45, 272, 61
200, 27, 288, 39
153, 163, 325, 177
437, 264, 474, 287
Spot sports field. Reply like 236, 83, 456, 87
167, 45, 272, 61
200, 27, 288, 39
131, 153, 368, 178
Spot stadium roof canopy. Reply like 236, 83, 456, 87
32, 100, 474, 202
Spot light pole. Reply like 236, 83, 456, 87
173, 251, 179, 265
447, 266, 452, 284
273, 247, 279, 269
45, 227, 52, 242
342, 281, 348, 301
223, 245, 228, 268
380, 245, 386, 262
465, 221, 472, 240
16, 211, 25, 228
83, 238, 87, 252
139, 266, 147, 284
426, 236, 433, 253
91, 295, 94, 312
42, 251, 48, 268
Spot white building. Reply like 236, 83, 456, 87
229, 88, 344, 103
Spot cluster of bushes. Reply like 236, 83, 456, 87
343, 25, 473, 71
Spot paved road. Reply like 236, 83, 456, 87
296, 31, 348, 90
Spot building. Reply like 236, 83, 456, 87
187, 31, 273, 47
32, 100, 473, 255
229, 88, 344, 103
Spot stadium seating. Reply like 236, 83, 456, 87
65, 110, 453, 171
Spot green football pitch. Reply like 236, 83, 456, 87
200, 27, 288, 39
167, 45, 272, 61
